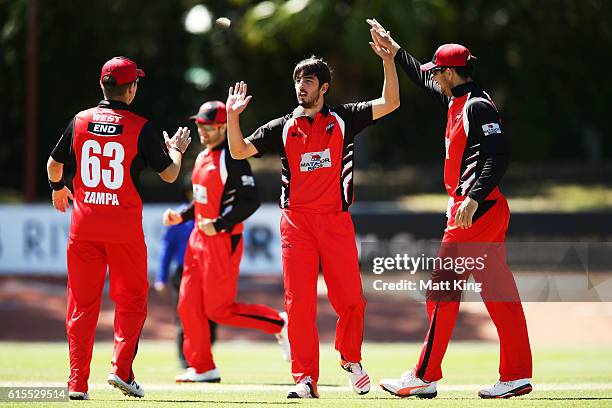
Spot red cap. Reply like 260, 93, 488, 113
420, 44, 476, 72
189, 101, 227, 124
100, 56, 145, 85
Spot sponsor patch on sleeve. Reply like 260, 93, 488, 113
241, 175, 255, 187
481, 123, 501, 136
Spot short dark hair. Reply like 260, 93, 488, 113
101, 75, 135, 99
451, 57, 475, 79
293, 56, 332, 96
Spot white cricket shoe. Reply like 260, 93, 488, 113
379, 370, 437, 399
340, 359, 371, 395
107, 373, 144, 398
174, 367, 221, 383
286, 377, 319, 399
275, 311, 291, 362
478, 378, 532, 398
68, 391, 89, 400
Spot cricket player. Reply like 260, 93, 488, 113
162, 101, 290, 383
368, 20, 533, 399
155, 210, 218, 369
47, 56, 191, 400
224, 28, 400, 398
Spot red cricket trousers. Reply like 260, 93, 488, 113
280, 210, 366, 383
66, 238, 148, 392
178, 230, 284, 373
415, 197, 532, 382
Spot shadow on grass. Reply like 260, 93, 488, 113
137, 401, 299, 404
527, 397, 612, 401
373, 396, 612, 401
265, 383, 341, 387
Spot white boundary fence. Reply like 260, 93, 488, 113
0, 204, 283, 276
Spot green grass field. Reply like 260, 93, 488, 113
1, 341, 611, 407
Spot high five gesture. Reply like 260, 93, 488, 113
226, 81, 259, 160
226, 81, 253, 116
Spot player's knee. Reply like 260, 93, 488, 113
206, 304, 233, 322
110, 292, 147, 313
344, 297, 366, 314
284, 294, 318, 317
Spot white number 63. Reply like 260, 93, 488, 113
81, 140, 125, 189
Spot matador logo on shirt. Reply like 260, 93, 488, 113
300, 148, 332, 172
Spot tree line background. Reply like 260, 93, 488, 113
1, 0, 610, 201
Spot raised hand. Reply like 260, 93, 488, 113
164, 126, 191, 154
226, 81, 253, 116
367, 18, 400, 57
366, 18, 386, 32
369, 29, 394, 61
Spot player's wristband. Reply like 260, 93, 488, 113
49, 179, 65, 191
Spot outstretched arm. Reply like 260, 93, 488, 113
159, 127, 191, 183
226, 81, 259, 160
368, 19, 449, 107
368, 26, 400, 120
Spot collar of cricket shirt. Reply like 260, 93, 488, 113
451, 81, 478, 98
291, 104, 330, 119
98, 99, 131, 110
